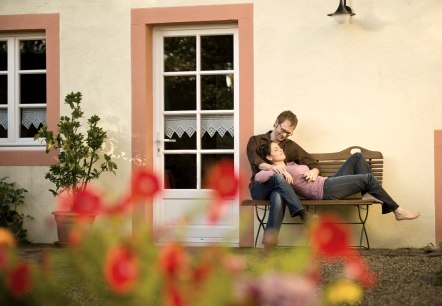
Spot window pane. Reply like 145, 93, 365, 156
164, 36, 196, 72
20, 39, 46, 70
164, 115, 196, 150
165, 154, 196, 189
0, 41, 7, 71
201, 114, 234, 149
0, 75, 7, 105
20, 74, 46, 104
20, 108, 46, 138
201, 74, 233, 110
201, 35, 234, 71
164, 76, 196, 111
201, 154, 234, 189
0, 109, 7, 138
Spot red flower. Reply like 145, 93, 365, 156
311, 215, 351, 258
207, 160, 239, 200
164, 284, 186, 306
345, 255, 377, 288
159, 242, 188, 279
0, 247, 8, 270
131, 168, 161, 201
8, 262, 32, 297
71, 188, 103, 218
104, 245, 139, 294
191, 262, 212, 286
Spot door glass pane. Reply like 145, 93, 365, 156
0, 75, 7, 105
164, 76, 196, 111
201, 35, 234, 71
0, 109, 7, 138
165, 154, 196, 189
20, 108, 45, 138
201, 74, 233, 110
19, 39, 46, 70
201, 114, 234, 149
164, 36, 196, 72
164, 115, 196, 150
0, 41, 7, 71
201, 154, 234, 189
20, 74, 46, 104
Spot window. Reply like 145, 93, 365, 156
0, 34, 46, 147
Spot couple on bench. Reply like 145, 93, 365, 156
246, 110, 420, 248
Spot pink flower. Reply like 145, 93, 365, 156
344, 255, 377, 288
7, 262, 32, 297
104, 245, 139, 294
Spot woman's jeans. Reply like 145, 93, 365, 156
323, 153, 399, 214
250, 173, 304, 233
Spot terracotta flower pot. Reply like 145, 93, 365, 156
52, 211, 95, 245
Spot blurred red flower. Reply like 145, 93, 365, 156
345, 256, 377, 288
71, 188, 103, 218
0, 247, 8, 270
164, 284, 186, 306
311, 215, 351, 258
131, 168, 161, 201
8, 261, 32, 297
159, 242, 188, 280
207, 160, 238, 200
104, 245, 139, 294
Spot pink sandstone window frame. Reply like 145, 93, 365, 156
131, 4, 255, 246
0, 14, 60, 166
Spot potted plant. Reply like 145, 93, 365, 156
35, 91, 117, 244
0, 177, 32, 242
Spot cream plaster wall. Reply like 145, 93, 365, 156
1, 0, 441, 247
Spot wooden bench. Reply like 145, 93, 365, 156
242, 146, 384, 249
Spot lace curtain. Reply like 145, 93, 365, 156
0, 109, 46, 130
165, 115, 234, 138
0, 110, 6, 129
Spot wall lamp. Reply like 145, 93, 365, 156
328, 0, 355, 16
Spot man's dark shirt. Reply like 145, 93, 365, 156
246, 131, 319, 183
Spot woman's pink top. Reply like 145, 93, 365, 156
254, 162, 327, 200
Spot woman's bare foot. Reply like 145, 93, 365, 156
394, 207, 421, 221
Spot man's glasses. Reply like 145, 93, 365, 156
278, 123, 293, 136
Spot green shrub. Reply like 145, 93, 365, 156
0, 177, 31, 242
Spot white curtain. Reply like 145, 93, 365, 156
21, 109, 46, 129
0, 110, 7, 129
165, 115, 234, 138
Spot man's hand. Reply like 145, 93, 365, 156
282, 171, 293, 184
303, 168, 320, 183
271, 164, 287, 174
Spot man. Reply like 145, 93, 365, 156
246, 110, 320, 247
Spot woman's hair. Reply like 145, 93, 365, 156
257, 142, 273, 164
276, 110, 298, 127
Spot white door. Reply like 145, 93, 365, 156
153, 25, 239, 246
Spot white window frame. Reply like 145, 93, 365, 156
153, 24, 240, 192
0, 33, 46, 149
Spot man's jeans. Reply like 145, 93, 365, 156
323, 153, 399, 214
251, 173, 304, 233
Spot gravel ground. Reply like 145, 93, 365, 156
16, 245, 442, 306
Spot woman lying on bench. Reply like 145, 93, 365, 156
255, 142, 420, 221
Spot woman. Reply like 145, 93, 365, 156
255, 142, 420, 221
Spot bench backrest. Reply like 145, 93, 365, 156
311, 146, 384, 185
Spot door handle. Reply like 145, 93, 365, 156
156, 133, 177, 156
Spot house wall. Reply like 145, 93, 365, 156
1, 0, 441, 248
